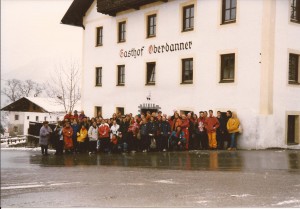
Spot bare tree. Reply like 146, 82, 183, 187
0, 123, 4, 135
1, 79, 44, 103
46, 60, 81, 113
18, 80, 44, 97
1, 79, 22, 103
0, 111, 9, 133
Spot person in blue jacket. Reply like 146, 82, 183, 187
158, 116, 171, 151
71, 119, 80, 153
168, 126, 186, 151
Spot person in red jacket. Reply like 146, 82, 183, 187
62, 121, 73, 153
64, 111, 74, 122
73, 110, 79, 121
98, 120, 110, 152
204, 110, 220, 150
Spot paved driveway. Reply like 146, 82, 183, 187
1, 149, 300, 207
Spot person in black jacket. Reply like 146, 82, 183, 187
187, 112, 196, 150
216, 111, 227, 150
119, 117, 130, 152
140, 118, 149, 152
54, 121, 64, 155
158, 116, 171, 151
188, 113, 198, 150
147, 116, 158, 151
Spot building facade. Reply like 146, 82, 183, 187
62, 0, 300, 149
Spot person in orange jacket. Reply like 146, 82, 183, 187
62, 121, 73, 153
204, 110, 220, 150
172, 112, 182, 131
98, 120, 110, 152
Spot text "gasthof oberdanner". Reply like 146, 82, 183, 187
119, 41, 192, 58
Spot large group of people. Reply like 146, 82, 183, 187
39, 109, 241, 156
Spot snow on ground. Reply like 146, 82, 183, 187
230, 194, 253, 198
116, 183, 145, 186
1, 135, 41, 150
1, 140, 26, 147
273, 199, 300, 206
1, 136, 26, 142
1, 181, 81, 190
195, 200, 209, 204
1, 146, 55, 152
1, 136, 27, 148
153, 179, 179, 184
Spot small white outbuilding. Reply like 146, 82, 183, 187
1, 97, 80, 136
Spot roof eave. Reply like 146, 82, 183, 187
97, 0, 168, 17
1, 97, 49, 113
61, 0, 94, 29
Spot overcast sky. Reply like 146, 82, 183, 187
1, 0, 82, 84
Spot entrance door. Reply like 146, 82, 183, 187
138, 103, 161, 115
288, 115, 296, 144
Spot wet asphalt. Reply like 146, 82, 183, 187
1, 149, 300, 208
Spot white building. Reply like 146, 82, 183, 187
62, 0, 300, 149
1, 97, 80, 136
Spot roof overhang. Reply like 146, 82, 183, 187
97, 0, 168, 17
1, 97, 48, 113
61, 0, 94, 29
61, 0, 168, 28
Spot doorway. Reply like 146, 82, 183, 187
138, 103, 161, 115
141, 109, 157, 115
287, 115, 299, 145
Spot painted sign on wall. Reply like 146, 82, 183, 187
120, 41, 192, 58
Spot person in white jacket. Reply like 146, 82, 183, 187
110, 120, 120, 139
88, 122, 98, 153
39, 121, 52, 156
110, 120, 120, 152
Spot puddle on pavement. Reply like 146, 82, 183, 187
27, 150, 300, 172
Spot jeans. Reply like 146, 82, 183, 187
41, 145, 48, 155
55, 140, 64, 155
230, 132, 238, 148
100, 138, 110, 152
140, 134, 149, 151
77, 142, 86, 153
97, 140, 101, 150
169, 136, 185, 151
158, 135, 168, 151
89, 141, 97, 152
190, 134, 200, 150
197, 132, 208, 150
127, 132, 134, 151
217, 131, 226, 150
